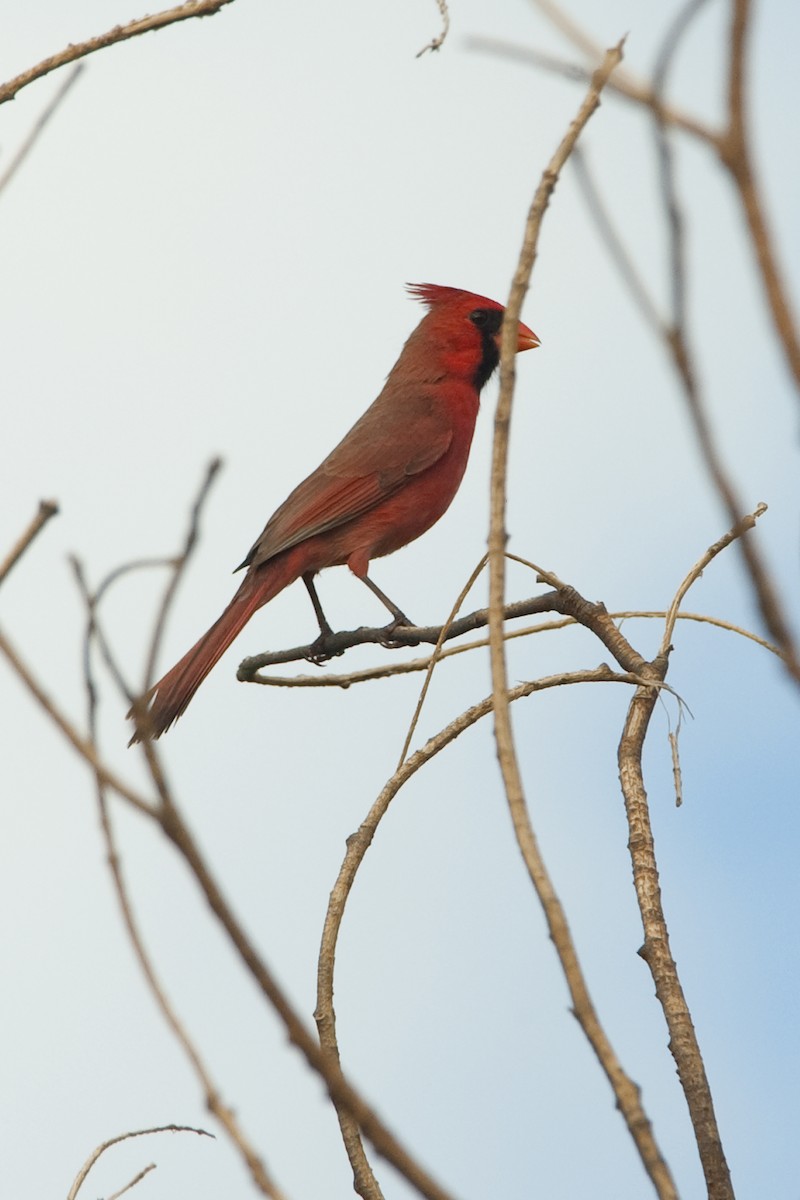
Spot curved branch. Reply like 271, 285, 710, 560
315, 665, 643, 1197
0, 0, 238, 107
68, 1125, 212, 1200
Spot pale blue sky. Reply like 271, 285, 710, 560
1, 2, 798, 1198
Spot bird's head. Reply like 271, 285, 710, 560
406, 283, 540, 391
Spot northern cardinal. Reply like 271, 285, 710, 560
129, 284, 538, 740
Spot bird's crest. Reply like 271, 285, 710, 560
406, 283, 501, 311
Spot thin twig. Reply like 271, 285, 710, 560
127, 458, 222, 743
315, 664, 647, 1198
0, 65, 83, 195
416, 0, 450, 56
0, 625, 156, 817
659, 502, 767, 654
0, 500, 58, 587
468, 34, 714, 144
397, 554, 488, 768
0, 0, 238, 106
67, 1125, 211, 1200
106, 1163, 157, 1200
572, 145, 665, 329
144, 457, 222, 691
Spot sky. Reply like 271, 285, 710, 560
1, 1, 799, 1198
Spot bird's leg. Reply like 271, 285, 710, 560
303, 573, 333, 636
359, 574, 418, 646
303, 573, 341, 664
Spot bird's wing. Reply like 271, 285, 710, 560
240, 386, 454, 570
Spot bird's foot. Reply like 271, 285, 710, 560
380, 614, 420, 649
305, 630, 345, 665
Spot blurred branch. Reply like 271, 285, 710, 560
0, 499, 58, 587
0, 0, 238, 107
515, 0, 800, 402
127, 457, 222, 743
570, 103, 800, 684
718, 0, 800, 394
67, 1125, 211, 1200
0, 623, 157, 817
152, 787, 459, 1200
73, 564, 286, 1200
0, 65, 82, 195
468, 34, 714, 142
105, 1163, 157, 1200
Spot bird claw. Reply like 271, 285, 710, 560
305, 631, 344, 665
380, 615, 419, 649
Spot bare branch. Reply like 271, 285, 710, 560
468, 35, 715, 144
616, 505, 764, 1200
244, 605, 781, 689
487, 38, 679, 1199
0, 625, 156, 817
153, 794, 459, 1200
106, 1163, 156, 1200
72, 567, 287, 1200
396, 554, 488, 768
0, 65, 83, 195
0, 0, 238, 107
659, 502, 767, 654
67, 1125, 211, 1200
521, 0, 800, 403
416, 0, 450, 57
719, 0, 800, 394
316, 664, 647, 1198
127, 457, 222, 744
0, 500, 58, 587
237, 590, 564, 677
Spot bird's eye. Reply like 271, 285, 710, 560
469, 309, 489, 328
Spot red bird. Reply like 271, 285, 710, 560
129, 284, 539, 740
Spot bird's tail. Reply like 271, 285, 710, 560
128, 558, 298, 743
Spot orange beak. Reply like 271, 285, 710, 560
516, 320, 541, 352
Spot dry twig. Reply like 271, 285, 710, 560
488, 38, 679, 1200
0, 0, 238, 106
67, 1125, 211, 1200
315, 663, 648, 1198
0, 66, 83, 195
73, 552, 286, 1200
417, 0, 450, 56
615, 507, 765, 1200
0, 500, 58, 587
